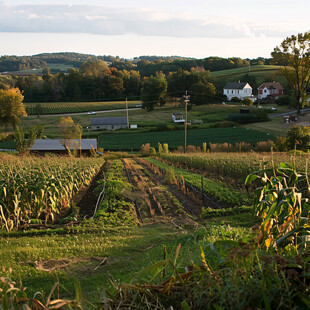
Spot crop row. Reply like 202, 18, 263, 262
0, 154, 103, 231
158, 152, 310, 186
95, 160, 137, 225
145, 157, 250, 207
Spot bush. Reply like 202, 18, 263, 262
273, 136, 287, 152
243, 98, 253, 106
202, 142, 207, 153
140, 143, 150, 155
286, 125, 310, 151
163, 143, 169, 154
227, 109, 269, 124
275, 94, 295, 106
149, 147, 156, 156
230, 96, 242, 102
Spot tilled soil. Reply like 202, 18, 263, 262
122, 158, 200, 227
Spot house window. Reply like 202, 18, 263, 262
264, 89, 267, 93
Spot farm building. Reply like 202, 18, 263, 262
90, 117, 128, 130
172, 113, 185, 123
257, 82, 283, 100
31, 139, 97, 155
223, 81, 252, 101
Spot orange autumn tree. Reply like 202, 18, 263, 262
0, 87, 27, 131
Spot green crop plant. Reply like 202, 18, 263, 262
245, 162, 310, 253
95, 160, 137, 225
0, 154, 103, 231
146, 157, 250, 207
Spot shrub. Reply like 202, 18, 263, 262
230, 96, 242, 102
163, 143, 169, 154
275, 94, 295, 106
140, 143, 150, 155
149, 147, 156, 156
202, 142, 207, 153
286, 125, 310, 151
253, 140, 273, 152
227, 109, 269, 124
273, 136, 287, 152
243, 98, 253, 106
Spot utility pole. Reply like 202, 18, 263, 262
125, 97, 129, 128
183, 91, 190, 153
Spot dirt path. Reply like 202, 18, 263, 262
76, 163, 108, 218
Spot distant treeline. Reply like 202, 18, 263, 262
0, 53, 281, 104
0, 52, 273, 75
0, 60, 220, 103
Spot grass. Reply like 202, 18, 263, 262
4, 63, 79, 75
0, 216, 256, 302
210, 65, 282, 78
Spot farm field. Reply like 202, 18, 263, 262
0, 103, 285, 144
0, 152, 309, 308
98, 127, 274, 150
25, 100, 141, 115
0, 153, 254, 298
210, 65, 282, 78
210, 64, 288, 90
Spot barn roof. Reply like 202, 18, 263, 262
223, 82, 250, 90
91, 117, 127, 126
257, 82, 284, 90
31, 139, 97, 151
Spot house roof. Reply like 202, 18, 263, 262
223, 82, 250, 90
91, 117, 127, 126
31, 139, 97, 151
257, 82, 283, 90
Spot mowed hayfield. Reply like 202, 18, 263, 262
25, 100, 141, 115
210, 65, 282, 78
210, 65, 288, 90
98, 127, 274, 151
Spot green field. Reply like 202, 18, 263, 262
210, 65, 288, 90
5, 63, 79, 75
210, 65, 282, 78
25, 100, 141, 115
98, 127, 274, 150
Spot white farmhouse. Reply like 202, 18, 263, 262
223, 81, 252, 101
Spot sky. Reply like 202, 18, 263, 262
0, 0, 309, 59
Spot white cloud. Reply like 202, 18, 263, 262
0, 3, 307, 39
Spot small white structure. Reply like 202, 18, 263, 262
257, 82, 283, 100
172, 113, 185, 123
223, 81, 252, 101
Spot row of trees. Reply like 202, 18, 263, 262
1, 60, 218, 111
